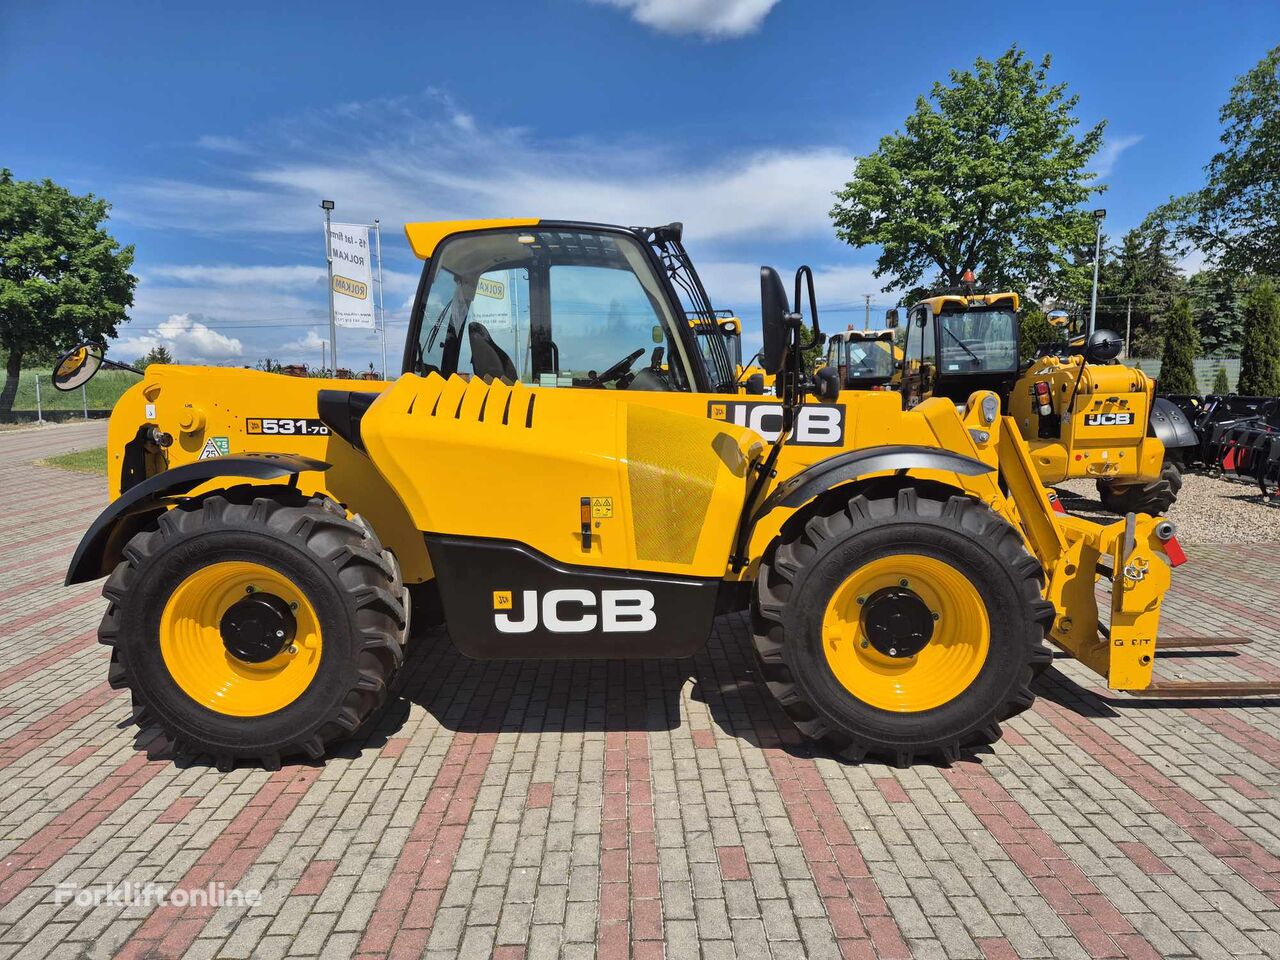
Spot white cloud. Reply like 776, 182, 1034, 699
118, 94, 851, 249
114, 314, 244, 363
282, 328, 329, 352
196, 134, 252, 154
146, 264, 325, 288
1094, 133, 1143, 178
590, 0, 780, 38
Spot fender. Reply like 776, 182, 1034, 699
751, 445, 994, 524
1150, 396, 1199, 453
66, 453, 330, 586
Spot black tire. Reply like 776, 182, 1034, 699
751, 487, 1054, 766
99, 485, 405, 770
1096, 459, 1182, 516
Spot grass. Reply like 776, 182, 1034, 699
6, 368, 137, 413
37, 446, 108, 475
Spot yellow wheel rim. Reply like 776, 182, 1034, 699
159, 561, 323, 717
820, 554, 989, 713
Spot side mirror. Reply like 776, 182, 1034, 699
1084, 329, 1123, 363
52, 343, 105, 392
885, 309, 899, 329
759, 266, 792, 376
744, 373, 766, 395
814, 366, 841, 402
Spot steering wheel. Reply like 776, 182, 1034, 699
585, 348, 645, 388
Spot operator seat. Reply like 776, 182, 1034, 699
467, 322, 517, 382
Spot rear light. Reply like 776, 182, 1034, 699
1033, 381, 1053, 417
1047, 492, 1066, 515
1163, 536, 1187, 568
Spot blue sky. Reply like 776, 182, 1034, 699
3, 0, 1278, 371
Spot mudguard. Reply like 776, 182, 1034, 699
751, 444, 993, 523
65, 453, 330, 585
1150, 396, 1199, 453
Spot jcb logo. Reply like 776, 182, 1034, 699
708, 402, 845, 446
1084, 413, 1135, 426
492, 589, 656, 634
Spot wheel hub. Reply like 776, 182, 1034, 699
861, 586, 934, 658
219, 592, 296, 663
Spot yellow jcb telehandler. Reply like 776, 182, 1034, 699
856, 286, 1198, 515
55, 219, 1266, 771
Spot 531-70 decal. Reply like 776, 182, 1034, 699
708, 401, 845, 446
246, 418, 331, 436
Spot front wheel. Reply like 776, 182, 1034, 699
1096, 459, 1183, 516
751, 488, 1053, 766
99, 486, 405, 770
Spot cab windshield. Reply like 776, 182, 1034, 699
846, 337, 895, 379
694, 317, 742, 371
410, 228, 697, 391
937, 309, 1018, 374
828, 334, 895, 382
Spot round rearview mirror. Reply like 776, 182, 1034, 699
1084, 329, 1123, 364
52, 343, 105, 392
814, 365, 841, 402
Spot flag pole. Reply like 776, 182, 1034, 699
321, 200, 337, 375
375, 218, 387, 380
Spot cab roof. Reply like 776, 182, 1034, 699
829, 328, 893, 342
403, 219, 541, 259
916, 292, 1020, 314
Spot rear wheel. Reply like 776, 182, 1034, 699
99, 486, 405, 770
751, 487, 1053, 765
1096, 459, 1182, 516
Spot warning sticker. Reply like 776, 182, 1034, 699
591, 497, 614, 519
199, 437, 230, 460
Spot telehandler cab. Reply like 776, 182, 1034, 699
58, 218, 1267, 772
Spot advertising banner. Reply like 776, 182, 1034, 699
327, 222, 376, 329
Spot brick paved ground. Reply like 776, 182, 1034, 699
2, 420, 1280, 959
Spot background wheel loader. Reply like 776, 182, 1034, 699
824, 284, 1197, 515
58, 218, 1265, 772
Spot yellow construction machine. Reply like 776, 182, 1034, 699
822, 327, 900, 392
862, 288, 1197, 514
57, 218, 1256, 771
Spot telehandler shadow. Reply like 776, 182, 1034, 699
1034, 666, 1280, 715
375, 613, 999, 770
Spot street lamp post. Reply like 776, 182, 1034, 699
1088, 208, 1106, 338
321, 200, 337, 376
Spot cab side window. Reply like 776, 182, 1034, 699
411, 229, 695, 391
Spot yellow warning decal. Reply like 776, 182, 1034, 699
591, 497, 614, 519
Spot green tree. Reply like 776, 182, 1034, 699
1017, 308, 1064, 363
1212, 365, 1231, 394
1100, 226, 1186, 359
0, 170, 136, 415
1157, 297, 1200, 395
1187, 269, 1244, 356
1237, 279, 1280, 396
1157, 47, 1280, 276
831, 46, 1106, 295
136, 345, 175, 370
